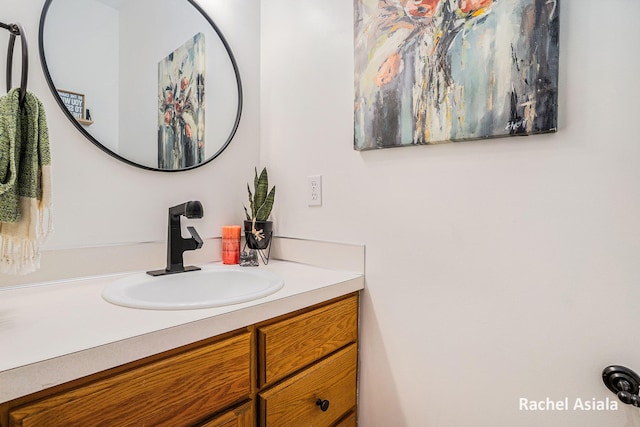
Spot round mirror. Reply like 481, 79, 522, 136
39, 0, 242, 172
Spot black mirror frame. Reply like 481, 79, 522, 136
38, 0, 243, 172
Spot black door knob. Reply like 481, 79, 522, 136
603, 365, 640, 407
316, 398, 330, 412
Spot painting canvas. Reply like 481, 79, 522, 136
158, 33, 205, 169
354, 0, 559, 150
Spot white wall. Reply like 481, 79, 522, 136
261, 1, 640, 426
0, 0, 261, 254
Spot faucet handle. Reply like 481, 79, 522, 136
187, 226, 203, 249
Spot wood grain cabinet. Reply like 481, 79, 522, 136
0, 292, 359, 427
257, 294, 359, 426
5, 332, 252, 427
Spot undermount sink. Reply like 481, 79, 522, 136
102, 265, 284, 310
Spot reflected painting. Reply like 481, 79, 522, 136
158, 33, 206, 169
354, 0, 559, 150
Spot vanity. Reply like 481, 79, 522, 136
0, 239, 364, 426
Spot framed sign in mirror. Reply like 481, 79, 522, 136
39, 0, 243, 172
56, 89, 93, 126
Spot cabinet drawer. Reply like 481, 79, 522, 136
334, 411, 357, 427
258, 344, 357, 427
9, 331, 251, 427
258, 294, 358, 386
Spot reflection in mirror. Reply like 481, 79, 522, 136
39, 0, 242, 171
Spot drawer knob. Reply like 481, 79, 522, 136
316, 398, 330, 412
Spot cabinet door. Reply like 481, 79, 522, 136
199, 400, 254, 427
258, 295, 358, 386
258, 344, 357, 427
9, 332, 251, 427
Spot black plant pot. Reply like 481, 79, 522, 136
244, 220, 273, 250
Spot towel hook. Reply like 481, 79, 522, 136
1, 21, 28, 108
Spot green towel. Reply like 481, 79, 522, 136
0, 88, 53, 274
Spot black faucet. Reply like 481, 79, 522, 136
147, 201, 204, 276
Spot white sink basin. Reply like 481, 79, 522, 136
102, 266, 284, 310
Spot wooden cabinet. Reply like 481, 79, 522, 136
1, 292, 359, 427
257, 294, 359, 426
6, 332, 252, 427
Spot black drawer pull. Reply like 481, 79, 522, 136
316, 398, 330, 412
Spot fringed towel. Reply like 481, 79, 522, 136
0, 88, 53, 275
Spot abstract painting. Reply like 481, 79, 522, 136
354, 0, 559, 150
158, 33, 205, 169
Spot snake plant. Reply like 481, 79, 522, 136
244, 167, 276, 222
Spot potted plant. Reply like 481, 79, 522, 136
244, 167, 276, 250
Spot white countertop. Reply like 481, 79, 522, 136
0, 260, 364, 403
